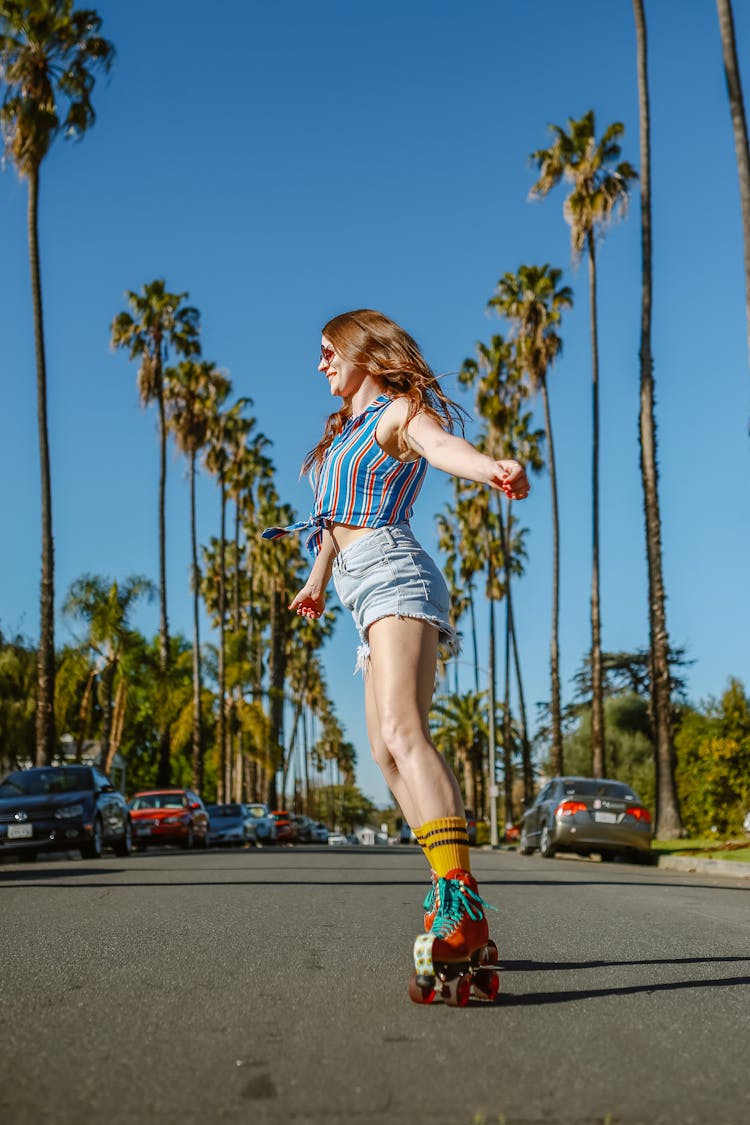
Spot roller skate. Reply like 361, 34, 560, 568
409, 870, 500, 1007
422, 869, 439, 931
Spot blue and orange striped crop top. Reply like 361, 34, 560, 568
262, 395, 427, 556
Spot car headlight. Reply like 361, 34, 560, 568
55, 803, 85, 820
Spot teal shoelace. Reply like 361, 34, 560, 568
430, 876, 495, 939
422, 879, 437, 914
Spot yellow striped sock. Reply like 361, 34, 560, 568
413, 817, 471, 878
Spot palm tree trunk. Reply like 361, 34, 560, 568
588, 231, 606, 778
496, 496, 514, 831
497, 493, 534, 807
28, 167, 56, 765
487, 556, 499, 847
156, 370, 171, 785
468, 583, 480, 695
218, 472, 227, 801
717, 0, 750, 368
540, 378, 563, 775
189, 451, 203, 790
99, 659, 116, 766
634, 0, 683, 837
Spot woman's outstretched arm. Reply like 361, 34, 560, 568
288, 530, 337, 619
405, 409, 530, 499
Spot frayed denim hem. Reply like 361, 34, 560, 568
352, 614, 461, 677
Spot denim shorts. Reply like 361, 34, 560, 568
331, 523, 460, 674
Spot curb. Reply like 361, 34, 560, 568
654, 853, 750, 880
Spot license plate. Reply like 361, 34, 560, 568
8, 823, 33, 839
594, 812, 617, 824
136, 825, 152, 836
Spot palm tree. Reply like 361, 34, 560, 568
633, 1, 683, 839
204, 398, 252, 800
430, 690, 487, 815
62, 573, 154, 769
111, 280, 200, 785
716, 0, 750, 368
166, 359, 230, 791
531, 112, 637, 778
489, 265, 572, 776
0, 1, 114, 764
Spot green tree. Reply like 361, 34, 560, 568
111, 280, 200, 784
675, 680, 750, 836
632, 0, 682, 839
489, 265, 572, 776
430, 690, 487, 816
166, 359, 230, 791
62, 573, 155, 771
531, 111, 637, 780
0, 628, 37, 770
0, 0, 114, 764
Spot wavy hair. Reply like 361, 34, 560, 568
302, 309, 464, 475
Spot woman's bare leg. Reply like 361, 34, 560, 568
365, 615, 463, 824
364, 671, 421, 828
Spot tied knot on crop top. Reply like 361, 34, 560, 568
262, 394, 427, 556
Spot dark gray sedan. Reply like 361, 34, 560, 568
520, 776, 652, 862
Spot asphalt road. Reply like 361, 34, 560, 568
1, 844, 748, 1125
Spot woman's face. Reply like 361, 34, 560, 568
318, 335, 364, 398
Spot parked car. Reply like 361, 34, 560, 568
464, 809, 478, 845
205, 803, 258, 847
310, 821, 329, 843
129, 788, 209, 849
244, 802, 276, 844
327, 833, 349, 846
291, 814, 318, 843
520, 776, 652, 862
0, 765, 132, 860
271, 809, 297, 844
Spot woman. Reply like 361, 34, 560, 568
263, 309, 529, 999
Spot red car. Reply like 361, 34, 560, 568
271, 809, 297, 844
129, 788, 209, 850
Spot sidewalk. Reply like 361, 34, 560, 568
654, 852, 750, 880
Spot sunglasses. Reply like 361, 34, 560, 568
320, 345, 335, 366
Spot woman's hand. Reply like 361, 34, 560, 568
489, 459, 530, 500
289, 584, 326, 620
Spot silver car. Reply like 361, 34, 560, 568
520, 776, 652, 862
206, 803, 258, 847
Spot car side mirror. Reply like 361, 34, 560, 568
190, 801, 201, 810
99, 783, 114, 793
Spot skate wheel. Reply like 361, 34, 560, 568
476, 940, 499, 967
408, 971, 437, 1004
471, 967, 500, 1002
443, 973, 471, 1008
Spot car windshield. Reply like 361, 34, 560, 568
131, 794, 186, 810
562, 779, 637, 801
0, 767, 93, 797
247, 805, 267, 818
208, 805, 243, 818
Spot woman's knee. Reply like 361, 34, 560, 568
378, 714, 430, 764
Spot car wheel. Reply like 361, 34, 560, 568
519, 826, 533, 855
539, 824, 556, 859
113, 818, 133, 858
81, 816, 103, 860
181, 827, 194, 850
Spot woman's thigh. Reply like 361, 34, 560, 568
367, 615, 439, 735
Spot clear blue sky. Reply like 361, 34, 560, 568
1, 1, 749, 806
